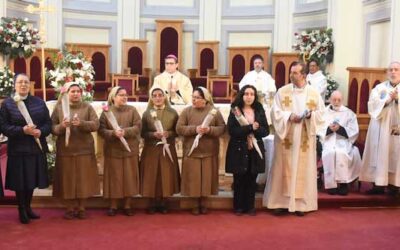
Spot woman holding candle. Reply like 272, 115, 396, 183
51, 82, 100, 220
98, 86, 141, 216
140, 87, 180, 214
176, 87, 225, 215
0, 73, 52, 224
225, 85, 268, 216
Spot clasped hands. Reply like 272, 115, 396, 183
23, 124, 41, 138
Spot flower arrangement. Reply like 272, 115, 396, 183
0, 66, 15, 97
0, 17, 40, 59
292, 28, 334, 65
325, 74, 339, 102
46, 49, 95, 102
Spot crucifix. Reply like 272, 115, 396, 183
306, 99, 317, 111
26, 0, 54, 101
282, 138, 292, 150
283, 96, 292, 107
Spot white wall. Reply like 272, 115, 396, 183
64, 27, 110, 44
368, 21, 390, 67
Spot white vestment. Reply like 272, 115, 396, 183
263, 84, 325, 212
239, 70, 276, 124
306, 70, 327, 101
319, 105, 361, 189
153, 71, 193, 105
360, 81, 400, 187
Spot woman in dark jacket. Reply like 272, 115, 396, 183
0, 73, 52, 224
226, 84, 269, 216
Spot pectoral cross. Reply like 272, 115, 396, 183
282, 138, 292, 150
26, 0, 54, 101
283, 96, 292, 107
306, 99, 317, 111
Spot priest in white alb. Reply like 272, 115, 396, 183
153, 54, 193, 105
263, 62, 325, 216
360, 61, 400, 196
319, 90, 361, 196
306, 59, 327, 102
239, 55, 276, 124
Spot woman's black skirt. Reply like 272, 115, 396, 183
5, 153, 49, 191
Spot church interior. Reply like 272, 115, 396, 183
1, 0, 400, 249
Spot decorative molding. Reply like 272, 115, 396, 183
140, 0, 200, 18
221, 0, 274, 18
294, 0, 328, 16
364, 7, 391, 66
62, 0, 118, 15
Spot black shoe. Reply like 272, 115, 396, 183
158, 206, 168, 214
200, 206, 208, 215
295, 211, 305, 217
26, 208, 40, 219
124, 208, 134, 216
234, 209, 243, 216
147, 207, 157, 214
327, 188, 337, 195
273, 208, 288, 216
338, 184, 349, 196
107, 208, 117, 216
247, 208, 256, 216
366, 186, 385, 195
387, 185, 399, 196
18, 207, 30, 224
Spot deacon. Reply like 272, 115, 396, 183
360, 61, 400, 196
153, 54, 193, 105
306, 59, 327, 102
263, 62, 325, 216
319, 90, 361, 195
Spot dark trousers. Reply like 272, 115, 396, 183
233, 168, 258, 211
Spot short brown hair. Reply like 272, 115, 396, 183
291, 61, 307, 75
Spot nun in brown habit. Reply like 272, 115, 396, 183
51, 82, 100, 219
140, 86, 180, 214
176, 87, 225, 215
98, 86, 142, 216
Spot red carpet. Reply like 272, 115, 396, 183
0, 208, 399, 250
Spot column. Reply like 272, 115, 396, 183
45, 0, 63, 49
273, 0, 294, 52
199, 0, 222, 41
327, 0, 363, 102
117, 0, 140, 72
390, 0, 400, 61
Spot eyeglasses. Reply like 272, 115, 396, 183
15, 81, 31, 85
152, 94, 164, 98
192, 95, 203, 100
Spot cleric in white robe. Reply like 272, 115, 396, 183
263, 62, 325, 216
360, 61, 400, 196
239, 55, 276, 124
319, 91, 361, 195
153, 54, 193, 105
306, 59, 327, 102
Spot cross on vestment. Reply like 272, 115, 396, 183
301, 139, 309, 152
26, 0, 55, 101
282, 138, 292, 149
306, 99, 317, 111
283, 96, 292, 107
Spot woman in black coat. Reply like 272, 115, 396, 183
226, 84, 269, 216
0, 73, 52, 224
